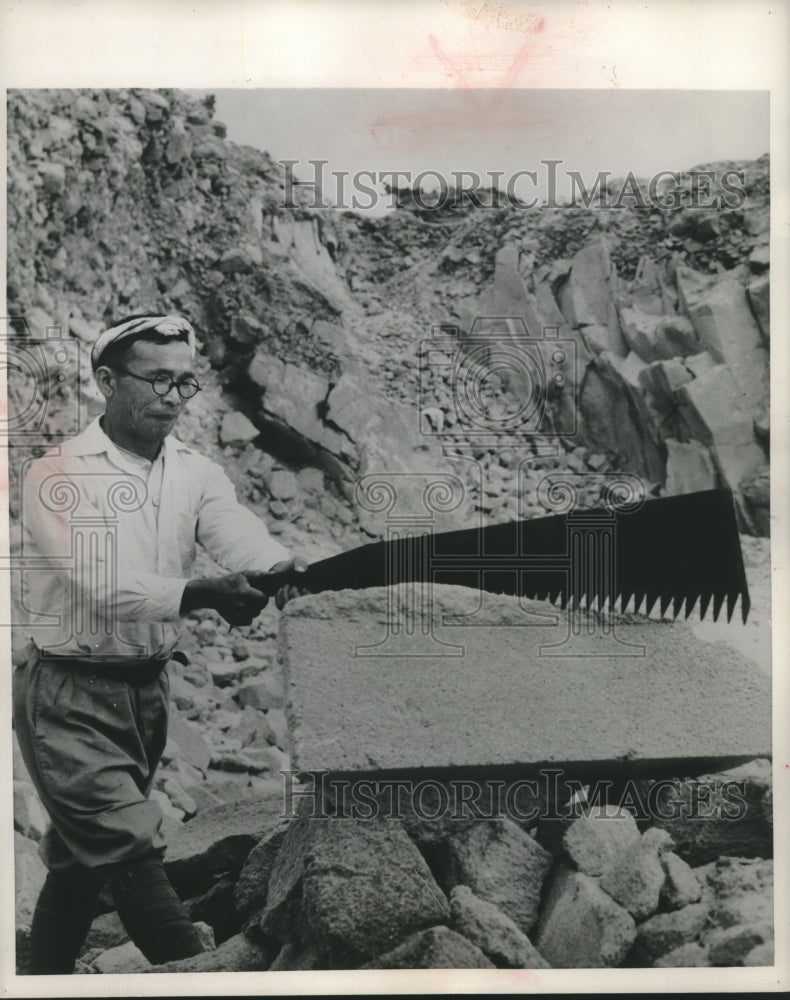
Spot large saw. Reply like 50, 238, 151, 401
248, 488, 750, 623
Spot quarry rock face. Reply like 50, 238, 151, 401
280, 585, 770, 774
6, 89, 771, 539
7, 88, 773, 975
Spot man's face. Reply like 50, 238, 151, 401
103, 339, 196, 444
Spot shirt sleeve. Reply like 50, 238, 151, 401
195, 459, 291, 572
22, 456, 189, 624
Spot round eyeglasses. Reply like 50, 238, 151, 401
113, 365, 201, 400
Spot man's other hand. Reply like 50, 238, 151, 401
266, 557, 309, 610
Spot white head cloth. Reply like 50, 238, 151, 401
91, 315, 196, 369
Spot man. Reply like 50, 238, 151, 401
12, 314, 306, 973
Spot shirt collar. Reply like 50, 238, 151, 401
62, 415, 192, 463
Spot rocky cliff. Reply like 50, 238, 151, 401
7, 88, 773, 974
7, 87, 771, 547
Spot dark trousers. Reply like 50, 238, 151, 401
13, 651, 203, 972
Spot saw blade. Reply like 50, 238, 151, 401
250, 488, 750, 623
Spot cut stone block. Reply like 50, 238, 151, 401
534, 867, 636, 968
281, 585, 771, 774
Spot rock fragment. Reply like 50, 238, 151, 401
562, 807, 641, 877
440, 819, 552, 934
534, 867, 636, 968
633, 902, 709, 962
599, 827, 672, 920
260, 809, 450, 966
449, 885, 550, 968
361, 926, 495, 970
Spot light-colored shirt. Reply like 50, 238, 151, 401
15, 416, 289, 660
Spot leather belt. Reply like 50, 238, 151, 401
40, 654, 173, 687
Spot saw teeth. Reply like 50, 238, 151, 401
672, 593, 685, 619
698, 591, 712, 620
684, 594, 699, 619
712, 591, 725, 622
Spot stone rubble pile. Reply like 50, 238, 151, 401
13, 761, 775, 973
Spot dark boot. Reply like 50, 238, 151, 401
102, 855, 204, 966
28, 865, 104, 974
